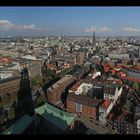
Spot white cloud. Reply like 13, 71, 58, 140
124, 27, 140, 32
85, 26, 96, 33
85, 26, 111, 33
0, 19, 52, 32
0, 20, 12, 25
99, 27, 111, 33
0, 20, 15, 30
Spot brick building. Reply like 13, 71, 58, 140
0, 76, 20, 125
0, 76, 20, 96
47, 75, 75, 105
67, 93, 102, 120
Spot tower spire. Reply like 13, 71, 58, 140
92, 30, 96, 48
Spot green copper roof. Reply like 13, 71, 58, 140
2, 115, 34, 135
35, 103, 76, 131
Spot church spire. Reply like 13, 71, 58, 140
92, 30, 96, 48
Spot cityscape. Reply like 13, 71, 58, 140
0, 7, 140, 134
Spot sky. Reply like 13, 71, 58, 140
0, 7, 140, 36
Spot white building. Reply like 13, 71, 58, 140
21, 55, 37, 60
99, 100, 112, 125
0, 71, 13, 79
92, 72, 101, 79
75, 83, 93, 95
108, 53, 129, 59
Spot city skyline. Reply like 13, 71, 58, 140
0, 7, 140, 36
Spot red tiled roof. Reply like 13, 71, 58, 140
118, 72, 125, 76
102, 99, 111, 109
130, 65, 140, 71
122, 75, 140, 83
47, 64, 54, 69
104, 67, 110, 72
113, 79, 122, 84
0, 58, 13, 63
71, 80, 83, 92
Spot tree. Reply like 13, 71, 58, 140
7, 108, 15, 120
132, 82, 139, 92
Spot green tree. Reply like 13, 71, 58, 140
132, 82, 139, 92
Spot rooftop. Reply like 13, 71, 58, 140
67, 93, 102, 107
35, 103, 76, 131
0, 76, 20, 84
122, 75, 140, 83
48, 75, 74, 91
101, 99, 111, 110
2, 115, 34, 134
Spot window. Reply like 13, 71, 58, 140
75, 103, 82, 112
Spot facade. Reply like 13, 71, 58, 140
99, 99, 112, 125
104, 85, 122, 100
108, 53, 129, 59
67, 93, 102, 120
28, 63, 42, 79
0, 76, 20, 96
18, 60, 42, 79
92, 85, 104, 99
47, 75, 75, 105
76, 52, 86, 65
106, 118, 138, 134
35, 103, 76, 134
0, 71, 13, 79
0, 76, 20, 125
52, 54, 77, 68
128, 49, 140, 59
0, 50, 19, 58
124, 67, 140, 79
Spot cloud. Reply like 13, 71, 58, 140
84, 26, 111, 33
124, 27, 140, 32
0, 20, 15, 30
0, 19, 52, 32
99, 27, 111, 33
0, 20, 12, 25
85, 26, 96, 33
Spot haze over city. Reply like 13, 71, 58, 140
1, 6, 140, 135
0, 7, 140, 36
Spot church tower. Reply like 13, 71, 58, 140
92, 30, 96, 52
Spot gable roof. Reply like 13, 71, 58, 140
122, 76, 140, 83
102, 100, 111, 110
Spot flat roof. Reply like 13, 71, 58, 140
48, 75, 74, 91
0, 76, 20, 84
2, 115, 34, 134
35, 103, 76, 131
67, 93, 102, 107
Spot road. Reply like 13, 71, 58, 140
77, 116, 115, 134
